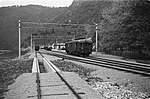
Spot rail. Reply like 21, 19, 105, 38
38, 52, 83, 99
41, 51, 150, 76
32, 51, 41, 99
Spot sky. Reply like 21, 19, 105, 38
0, 0, 74, 7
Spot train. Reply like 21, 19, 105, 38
65, 38, 93, 56
35, 45, 40, 51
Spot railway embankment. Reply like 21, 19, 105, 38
49, 49, 150, 98
0, 59, 33, 99
1, 50, 150, 99
51, 59, 150, 99
0, 49, 32, 99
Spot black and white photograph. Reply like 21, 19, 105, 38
0, 0, 150, 99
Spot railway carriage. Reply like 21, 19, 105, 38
65, 38, 93, 56
35, 45, 40, 51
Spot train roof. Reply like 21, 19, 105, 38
65, 38, 92, 44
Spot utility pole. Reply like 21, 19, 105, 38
92, 20, 98, 54
95, 24, 98, 54
31, 35, 33, 53
18, 20, 21, 58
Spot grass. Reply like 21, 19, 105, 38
52, 60, 95, 78
0, 49, 30, 60
0, 49, 32, 99
0, 59, 33, 99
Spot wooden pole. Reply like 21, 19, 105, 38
31, 35, 33, 53
96, 24, 98, 54
19, 20, 21, 58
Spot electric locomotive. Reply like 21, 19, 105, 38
65, 38, 93, 56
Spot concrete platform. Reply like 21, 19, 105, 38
40, 72, 102, 99
4, 72, 102, 99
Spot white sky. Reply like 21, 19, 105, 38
0, 0, 74, 7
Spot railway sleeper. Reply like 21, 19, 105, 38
4, 52, 103, 99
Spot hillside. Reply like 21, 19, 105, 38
0, 1, 150, 59
53, 0, 150, 59
0, 5, 67, 50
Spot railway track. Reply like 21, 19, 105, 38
31, 51, 102, 99
32, 52, 41, 99
33, 51, 83, 99
38, 52, 82, 99
41, 50, 150, 76
5, 50, 101, 99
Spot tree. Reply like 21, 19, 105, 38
121, 0, 150, 53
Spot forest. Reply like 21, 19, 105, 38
0, 5, 67, 50
0, 0, 150, 59
54, 0, 150, 59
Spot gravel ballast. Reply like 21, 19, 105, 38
52, 59, 150, 99
1, 51, 150, 99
